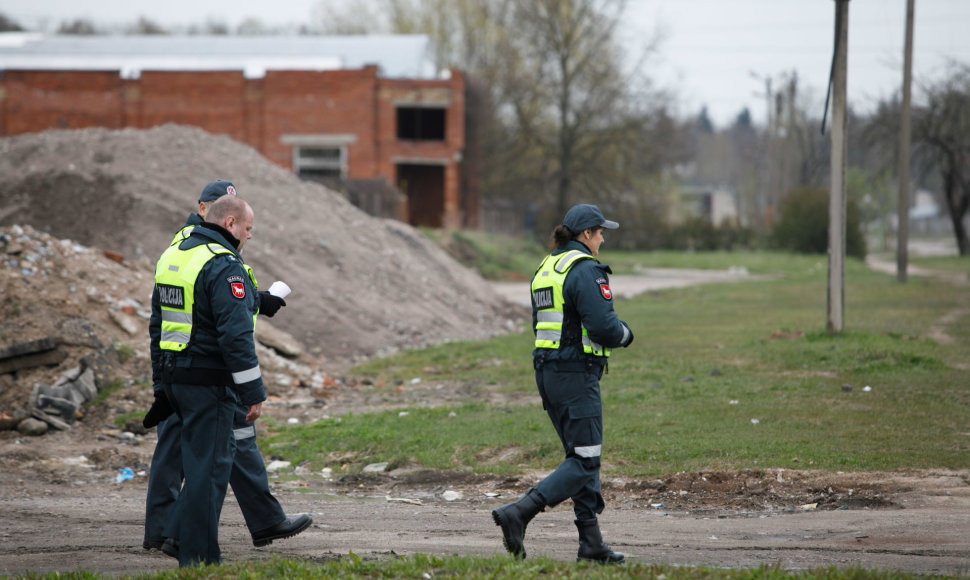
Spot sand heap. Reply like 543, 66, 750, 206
0, 124, 522, 367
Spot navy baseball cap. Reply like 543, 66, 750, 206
199, 180, 237, 203
563, 204, 619, 232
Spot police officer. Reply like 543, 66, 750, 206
492, 204, 633, 563
143, 181, 308, 557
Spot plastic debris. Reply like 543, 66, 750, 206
266, 460, 291, 472
386, 495, 423, 505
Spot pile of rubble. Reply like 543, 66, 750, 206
0, 224, 340, 438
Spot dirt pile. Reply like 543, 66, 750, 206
0, 223, 352, 434
0, 125, 523, 368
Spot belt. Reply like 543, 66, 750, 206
162, 366, 233, 386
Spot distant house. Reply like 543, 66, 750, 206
676, 185, 739, 226
0, 33, 479, 229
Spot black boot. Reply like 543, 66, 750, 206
491, 488, 545, 559
575, 518, 625, 564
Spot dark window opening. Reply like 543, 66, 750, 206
396, 107, 446, 141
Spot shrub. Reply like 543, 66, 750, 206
770, 186, 866, 258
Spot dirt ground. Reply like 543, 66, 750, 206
2, 373, 969, 577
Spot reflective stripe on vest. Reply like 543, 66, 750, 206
531, 250, 611, 357
154, 242, 256, 351
170, 225, 193, 247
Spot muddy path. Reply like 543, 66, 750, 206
1, 472, 969, 576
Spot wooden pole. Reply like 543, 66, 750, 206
896, 0, 915, 283
828, 0, 849, 334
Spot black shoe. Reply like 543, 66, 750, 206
491, 488, 545, 559
161, 537, 179, 560
142, 539, 164, 550
252, 514, 312, 547
575, 518, 625, 564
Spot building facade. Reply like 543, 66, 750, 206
0, 33, 476, 229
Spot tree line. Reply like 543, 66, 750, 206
3, 1, 968, 255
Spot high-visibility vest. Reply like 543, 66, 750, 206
169, 226, 258, 294
169, 225, 193, 247
154, 242, 257, 352
531, 250, 611, 357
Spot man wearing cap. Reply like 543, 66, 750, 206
143, 181, 309, 559
492, 203, 633, 564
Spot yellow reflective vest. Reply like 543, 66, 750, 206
531, 250, 611, 357
154, 242, 257, 352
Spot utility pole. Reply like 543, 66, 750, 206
828, 0, 849, 334
897, 0, 915, 283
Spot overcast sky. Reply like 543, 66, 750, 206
3, 0, 968, 128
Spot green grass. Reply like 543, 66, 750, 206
261, 251, 970, 479
908, 253, 970, 274
6, 554, 954, 579
421, 228, 547, 281
35, 248, 970, 580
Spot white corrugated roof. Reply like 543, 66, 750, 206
0, 33, 441, 79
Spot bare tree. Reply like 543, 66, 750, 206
58, 19, 99, 35
913, 65, 970, 255
125, 17, 168, 35
0, 13, 24, 32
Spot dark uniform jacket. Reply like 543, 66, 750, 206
532, 240, 631, 365
149, 222, 266, 407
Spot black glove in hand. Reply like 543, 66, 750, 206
258, 290, 286, 317
143, 391, 174, 428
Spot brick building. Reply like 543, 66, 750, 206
0, 33, 478, 229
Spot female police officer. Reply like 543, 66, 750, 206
492, 204, 633, 563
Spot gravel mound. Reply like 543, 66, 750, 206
0, 124, 521, 367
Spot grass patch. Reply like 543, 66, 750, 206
262, 250, 970, 478
7, 554, 948, 579
89, 378, 126, 407
421, 228, 546, 281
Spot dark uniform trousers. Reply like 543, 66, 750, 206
162, 381, 236, 566
533, 358, 606, 521
144, 403, 286, 547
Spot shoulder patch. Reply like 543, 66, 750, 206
227, 274, 246, 299
599, 282, 613, 301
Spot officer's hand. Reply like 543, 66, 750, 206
258, 291, 286, 317
143, 390, 174, 428
621, 321, 634, 347
245, 402, 263, 422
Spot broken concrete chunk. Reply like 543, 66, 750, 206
17, 417, 49, 436
30, 407, 71, 430
0, 336, 60, 360
0, 348, 68, 374
108, 309, 140, 336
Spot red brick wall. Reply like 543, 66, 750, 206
0, 66, 475, 228
135, 72, 247, 141
261, 67, 379, 172
2, 71, 124, 133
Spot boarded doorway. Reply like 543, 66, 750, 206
396, 163, 445, 228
